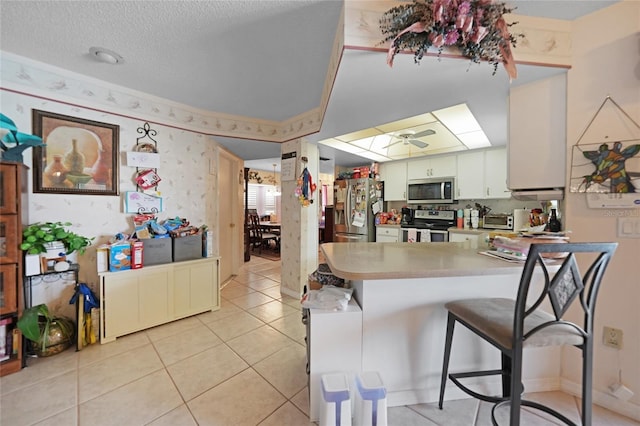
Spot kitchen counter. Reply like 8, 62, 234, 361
312, 241, 561, 414
320, 242, 523, 280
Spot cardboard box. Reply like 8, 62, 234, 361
131, 240, 143, 269
142, 237, 172, 266
172, 234, 202, 262
109, 242, 132, 272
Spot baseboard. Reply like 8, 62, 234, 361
561, 378, 640, 422
387, 376, 561, 408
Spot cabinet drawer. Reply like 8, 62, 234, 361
376, 227, 399, 237
0, 263, 18, 315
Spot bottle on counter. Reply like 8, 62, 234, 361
548, 208, 561, 232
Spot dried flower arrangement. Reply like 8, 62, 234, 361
380, 0, 523, 78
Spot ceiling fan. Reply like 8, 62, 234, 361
382, 129, 436, 149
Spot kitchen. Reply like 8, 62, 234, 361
327, 72, 567, 246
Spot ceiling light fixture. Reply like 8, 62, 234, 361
269, 163, 281, 196
89, 47, 124, 64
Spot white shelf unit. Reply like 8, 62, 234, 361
99, 257, 220, 343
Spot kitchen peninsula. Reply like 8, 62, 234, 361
310, 242, 561, 419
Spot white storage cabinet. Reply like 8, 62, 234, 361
99, 257, 220, 343
407, 155, 456, 180
376, 226, 400, 242
379, 161, 407, 201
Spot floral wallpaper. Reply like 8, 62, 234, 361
1, 89, 218, 299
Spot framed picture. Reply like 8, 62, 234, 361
32, 110, 119, 195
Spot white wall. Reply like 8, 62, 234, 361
563, 1, 640, 420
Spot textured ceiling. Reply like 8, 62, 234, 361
0, 0, 620, 171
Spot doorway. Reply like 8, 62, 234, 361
217, 148, 243, 283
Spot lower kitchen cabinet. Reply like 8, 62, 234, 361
99, 257, 220, 343
376, 226, 400, 242
448, 229, 488, 249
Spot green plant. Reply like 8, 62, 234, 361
17, 304, 74, 355
20, 221, 94, 255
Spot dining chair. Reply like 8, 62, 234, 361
438, 242, 617, 426
249, 214, 279, 253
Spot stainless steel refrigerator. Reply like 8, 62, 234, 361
333, 178, 379, 243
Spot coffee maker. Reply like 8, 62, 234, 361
401, 207, 414, 226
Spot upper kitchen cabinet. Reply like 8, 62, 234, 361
456, 148, 510, 200
379, 161, 407, 201
508, 73, 567, 192
456, 151, 485, 199
407, 154, 456, 180
484, 148, 510, 199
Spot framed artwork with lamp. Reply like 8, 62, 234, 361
32, 110, 119, 195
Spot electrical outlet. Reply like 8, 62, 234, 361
603, 326, 623, 349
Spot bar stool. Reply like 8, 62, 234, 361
438, 242, 617, 425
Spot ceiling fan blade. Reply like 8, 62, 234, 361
409, 139, 428, 149
381, 139, 402, 149
412, 129, 436, 138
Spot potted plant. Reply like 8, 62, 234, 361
17, 304, 75, 357
21, 221, 93, 256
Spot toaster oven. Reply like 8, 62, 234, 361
483, 213, 514, 230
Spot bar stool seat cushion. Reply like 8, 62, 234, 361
446, 298, 584, 349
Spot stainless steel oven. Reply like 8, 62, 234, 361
400, 209, 455, 242
400, 228, 449, 242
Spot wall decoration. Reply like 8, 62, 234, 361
570, 97, 640, 193
134, 122, 160, 192
124, 191, 163, 214
32, 110, 119, 195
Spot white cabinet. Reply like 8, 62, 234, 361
380, 161, 407, 201
484, 148, 511, 198
308, 298, 362, 421
456, 151, 485, 200
99, 258, 220, 343
449, 230, 487, 249
407, 155, 456, 180
455, 148, 510, 200
376, 226, 400, 242
508, 73, 566, 190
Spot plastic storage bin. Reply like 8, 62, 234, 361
142, 237, 172, 266
354, 372, 387, 426
172, 234, 202, 262
320, 373, 352, 426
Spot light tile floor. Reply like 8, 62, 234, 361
1, 256, 638, 425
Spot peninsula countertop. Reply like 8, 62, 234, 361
320, 242, 526, 281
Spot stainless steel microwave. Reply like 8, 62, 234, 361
407, 177, 455, 204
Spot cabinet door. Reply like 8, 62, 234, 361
0, 264, 18, 315
0, 215, 19, 263
408, 155, 456, 179
102, 274, 142, 338
0, 164, 18, 215
380, 161, 407, 201
484, 149, 511, 199
508, 74, 566, 189
456, 151, 485, 200
406, 158, 431, 180
449, 232, 482, 249
173, 260, 218, 317
138, 270, 171, 327
429, 155, 457, 178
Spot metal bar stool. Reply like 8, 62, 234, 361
438, 242, 618, 425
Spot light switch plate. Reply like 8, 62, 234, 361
617, 217, 640, 238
